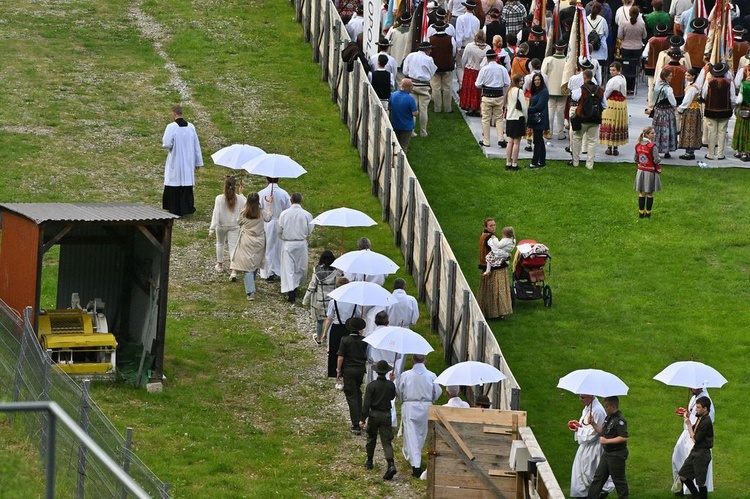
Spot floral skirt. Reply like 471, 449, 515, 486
679, 105, 703, 150
652, 106, 678, 153
732, 105, 750, 153
599, 95, 628, 146
459, 69, 481, 112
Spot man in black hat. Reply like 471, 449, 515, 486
542, 40, 569, 140
359, 359, 398, 480
684, 18, 708, 72
430, 21, 458, 112
527, 24, 547, 61
385, 11, 413, 82
701, 62, 735, 160
733, 26, 750, 71
476, 49, 511, 147
402, 42, 438, 136
644, 23, 672, 106
337, 316, 369, 435
369, 37, 398, 85
370, 54, 396, 109
654, 35, 691, 82
456, 0, 481, 83
427, 7, 457, 38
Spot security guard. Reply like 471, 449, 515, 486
587, 396, 629, 498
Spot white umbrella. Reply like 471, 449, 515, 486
557, 369, 629, 397
331, 250, 399, 276
241, 153, 307, 178
653, 361, 728, 389
364, 326, 434, 355
211, 144, 266, 169
434, 361, 507, 386
327, 281, 398, 306
313, 207, 377, 227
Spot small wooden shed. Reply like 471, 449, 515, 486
0, 203, 178, 382
427, 405, 530, 499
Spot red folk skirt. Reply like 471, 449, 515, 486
459, 68, 481, 112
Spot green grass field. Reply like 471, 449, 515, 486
1, 0, 748, 497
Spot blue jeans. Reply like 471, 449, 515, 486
243, 270, 256, 294
315, 319, 324, 340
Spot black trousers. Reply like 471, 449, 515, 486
366, 412, 394, 461
588, 448, 629, 498
342, 368, 365, 426
532, 128, 546, 166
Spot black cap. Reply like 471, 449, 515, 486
669, 35, 683, 47
710, 61, 728, 76
418, 41, 432, 51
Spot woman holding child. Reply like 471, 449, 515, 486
478, 218, 514, 319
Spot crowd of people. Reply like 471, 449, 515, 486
341, 0, 750, 171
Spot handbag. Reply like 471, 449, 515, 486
515, 92, 523, 111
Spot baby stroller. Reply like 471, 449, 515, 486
511, 239, 552, 308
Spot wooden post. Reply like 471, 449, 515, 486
406, 178, 416, 274
360, 83, 369, 171
295, 0, 302, 23
475, 319, 485, 362
459, 290, 470, 362
350, 65, 360, 144
382, 130, 392, 221
321, 0, 330, 81
393, 153, 404, 246
511, 387, 521, 411
340, 58, 349, 123
417, 203, 429, 301
371, 104, 381, 194
430, 231, 442, 333
444, 260, 457, 365
304, 0, 312, 42
312, 0, 321, 62
332, 20, 341, 104
492, 352, 503, 410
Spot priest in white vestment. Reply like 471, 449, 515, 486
161, 105, 203, 216
387, 278, 419, 328
443, 385, 470, 407
570, 394, 613, 498
258, 179, 291, 281
277, 193, 313, 302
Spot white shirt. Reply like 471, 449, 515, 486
209, 194, 246, 230
387, 289, 420, 328
444, 397, 470, 408
475, 60, 511, 89
402, 51, 438, 81
369, 51, 398, 82
571, 81, 608, 109
368, 68, 397, 92
346, 14, 365, 41
449, 0, 467, 17
604, 74, 627, 99
427, 23, 456, 38
277, 204, 314, 241
162, 121, 203, 186
455, 12, 480, 48
397, 363, 441, 402
670, 0, 693, 20
678, 84, 700, 111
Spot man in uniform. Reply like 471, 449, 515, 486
360, 360, 398, 480
701, 62, 735, 160
397, 354, 441, 478
476, 49, 511, 147
542, 40, 568, 140
587, 396, 629, 499
569, 394, 613, 498
277, 192, 314, 302
678, 397, 714, 499
259, 178, 291, 282
337, 317, 369, 435
161, 105, 203, 216
430, 21, 458, 113
402, 42, 438, 136
673, 388, 715, 495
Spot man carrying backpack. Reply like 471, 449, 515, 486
569, 69, 606, 170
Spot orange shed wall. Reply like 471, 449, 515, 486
0, 213, 40, 316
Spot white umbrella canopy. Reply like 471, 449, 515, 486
241, 153, 307, 178
434, 361, 507, 386
653, 361, 728, 389
364, 326, 434, 355
327, 281, 398, 306
331, 250, 399, 276
557, 369, 629, 397
211, 144, 266, 169
312, 207, 377, 227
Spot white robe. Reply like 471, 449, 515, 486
571, 397, 613, 497
387, 289, 420, 328
277, 204, 313, 293
161, 122, 203, 186
672, 390, 715, 493
397, 363, 441, 468
258, 184, 291, 279
444, 397, 470, 408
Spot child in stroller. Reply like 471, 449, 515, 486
512, 240, 552, 307
483, 226, 516, 276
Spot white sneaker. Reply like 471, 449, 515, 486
247, 293, 255, 301
419, 130, 428, 137
214, 263, 223, 273
585, 164, 594, 170
230, 270, 237, 282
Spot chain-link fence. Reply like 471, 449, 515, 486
0, 300, 169, 498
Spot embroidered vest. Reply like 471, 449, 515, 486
733, 40, 750, 72
430, 33, 456, 71
705, 78, 733, 119
684, 33, 707, 69
512, 56, 529, 77
636, 141, 657, 171
646, 37, 669, 72
667, 63, 686, 98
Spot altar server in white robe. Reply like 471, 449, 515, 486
258, 178, 291, 281
397, 354, 441, 478
672, 388, 715, 494
343, 237, 387, 285
277, 192, 313, 302
161, 105, 203, 216
387, 278, 419, 328
570, 394, 613, 498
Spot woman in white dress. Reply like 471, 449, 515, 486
208, 176, 246, 281
600, 62, 629, 155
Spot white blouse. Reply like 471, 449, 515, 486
604, 74, 627, 99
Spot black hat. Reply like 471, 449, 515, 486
436, 6, 447, 18
531, 25, 545, 36
345, 317, 366, 332
524, 14, 534, 23
374, 360, 393, 374
555, 39, 567, 49
377, 36, 392, 47
476, 395, 491, 408
418, 41, 432, 51
733, 26, 747, 38
690, 17, 708, 31
655, 23, 670, 35
668, 35, 683, 47
399, 11, 413, 23
710, 61, 728, 77
667, 49, 682, 58
578, 57, 594, 69
485, 48, 498, 58
434, 20, 448, 31
462, 0, 477, 8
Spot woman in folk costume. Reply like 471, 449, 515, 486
460, 30, 489, 116
732, 69, 750, 162
677, 68, 703, 160
634, 126, 662, 218
650, 68, 678, 158
600, 62, 629, 156
478, 217, 513, 319
231, 193, 272, 301
568, 394, 614, 498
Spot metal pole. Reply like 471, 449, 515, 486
46, 409, 56, 499
77, 380, 91, 499
121, 427, 133, 499
41, 349, 52, 464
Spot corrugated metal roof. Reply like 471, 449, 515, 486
0, 203, 180, 224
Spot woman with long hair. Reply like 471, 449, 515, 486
231, 192, 272, 300
302, 250, 342, 344
600, 62, 629, 155
650, 68, 678, 158
504, 74, 527, 170
587, 3, 609, 83
209, 176, 246, 280
677, 68, 703, 160
617, 5, 647, 93
528, 73, 550, 168
460, 30, 488, 116
477, 218, 513, 319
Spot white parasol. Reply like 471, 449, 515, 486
557, 369, 629, 397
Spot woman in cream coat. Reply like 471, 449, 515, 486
231, 193, 272, 301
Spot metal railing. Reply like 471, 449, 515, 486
0, 301, 168, 498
